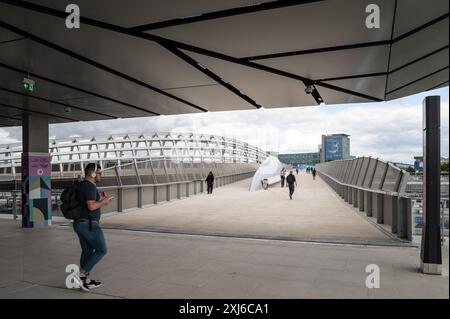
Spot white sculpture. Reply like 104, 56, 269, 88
249, 156, 283, 191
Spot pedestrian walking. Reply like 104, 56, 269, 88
73, 163, 112, 291
285, 171, 297, 200
280, 168, 286, 188
205, 171, 215, 194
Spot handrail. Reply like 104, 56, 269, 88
316, 156, 413, 241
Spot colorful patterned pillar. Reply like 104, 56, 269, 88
21, 152, 52, 228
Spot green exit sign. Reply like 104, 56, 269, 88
22, 78, 35, 92
23, 83, 34, 92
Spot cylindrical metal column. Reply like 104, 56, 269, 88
420, 96, 442, 274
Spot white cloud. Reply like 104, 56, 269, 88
0, 97, 448, 164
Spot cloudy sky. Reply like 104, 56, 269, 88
0, 87, 448, 164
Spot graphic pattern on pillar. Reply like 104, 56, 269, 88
22, 154, 52, 227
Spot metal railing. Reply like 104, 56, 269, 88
1, 158, 258, 217
0, 132, 268, 180
316, 157, 412, 241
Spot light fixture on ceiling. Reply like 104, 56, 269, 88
304, 84, 315, 95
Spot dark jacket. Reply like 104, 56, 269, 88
206, 174, 214, 184
286, 174, 296, 185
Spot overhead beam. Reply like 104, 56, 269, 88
0, 62, 161, 116
129, 0, 325, 32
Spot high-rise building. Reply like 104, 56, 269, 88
320, 134, 350, 162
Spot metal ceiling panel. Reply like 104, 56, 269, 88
183, 50, 317, 108
151, 0, 394, 58
257, 45, 390, 80
26, 0, 274, 28
0, 4, 216, 90
0, 64, 88, 101
316, 86, 373, 105
0, 25, 21, 43
0, 40, 202, 116
0, 89, 109, 121
387, 48, 449, 92
393, 0, 449, 37
389, 18, 449, 71
324, 75, 387, 100
386, 68, 449, 101
163, 84, 255, 112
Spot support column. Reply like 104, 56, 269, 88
420, 96, 442, 275
375, 193, 384, 224
348, 187, 353, 204
137, 187, 143, 208
358, 189, 365, 211
364, 191, 372, 217
352, 188, 358, 208
21, 114, 51, 228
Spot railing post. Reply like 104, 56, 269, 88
361, 157, 371, 187
365, 191, 373, 217
12, 192, 17, 220
138, 186, 143, 208
352, 188, 358, 208
117, 187, 123, 212
368, 158, 379, 189
348, 186, 353, 204
133, 159, 142, 185
376, 193, 383, 224
114, 166, 123, 187
379, 163, 389, 190
358, 189, 365, 211
397, 196, 412, 240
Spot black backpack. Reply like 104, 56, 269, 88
60, 182, 84, 220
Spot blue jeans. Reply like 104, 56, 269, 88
73, 219, 107, 275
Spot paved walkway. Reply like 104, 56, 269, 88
101, 173, 398, 244
0, 219, 447, 299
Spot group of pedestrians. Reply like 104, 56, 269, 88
280, 168, 297, 200
280, 166, 318, 200
306, 167, 317, 180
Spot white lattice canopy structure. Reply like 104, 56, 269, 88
0, 132, 267, 182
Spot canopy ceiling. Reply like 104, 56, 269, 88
0, 0, 448, 127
